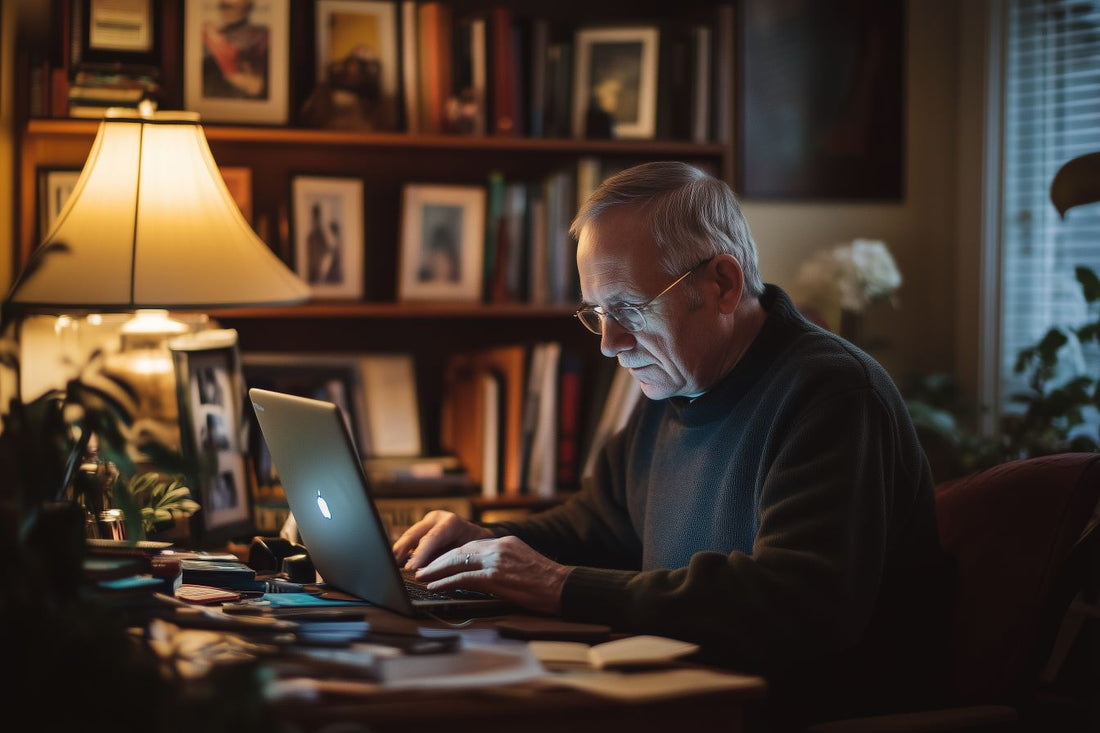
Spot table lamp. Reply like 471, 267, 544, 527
8, 107, 309, 310
4, 106, 310, 541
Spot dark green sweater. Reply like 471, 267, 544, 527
492, 285, 950, 718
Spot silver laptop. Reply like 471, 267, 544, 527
248, 387, 509, 618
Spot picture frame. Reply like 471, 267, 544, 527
240, 352, 369, 493
397, 184, 486, 303
218, 166, 253, 224
572, 26, 660, 140
36, 168, 81, 241
291, 175, 365, 299
183, 0, 290, 125
311, 0, 400, 131
737, 0, 904, 199
169, 329, 252, 547
77, 0, 159, 65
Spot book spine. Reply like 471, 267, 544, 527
417, 2, 452, 134
528, 18, 549, 138
401, 0, 420, 134
490, 5, 516, 135
556, 351, 583, 491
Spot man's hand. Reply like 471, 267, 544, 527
392, 510, 494, 570
414, 536, 572, 616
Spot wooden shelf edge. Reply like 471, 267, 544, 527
24, 118, 726, 156
205, 302, 580, 319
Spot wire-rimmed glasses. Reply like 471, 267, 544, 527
574, 258, 711, 335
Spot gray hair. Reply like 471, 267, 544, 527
569, 161, 764, 299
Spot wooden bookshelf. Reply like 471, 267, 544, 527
12, 1, 735, 510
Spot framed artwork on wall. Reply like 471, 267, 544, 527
737, 0, 905, 199
36, 168, 81, 241
183, 0, 290, 124
290, 175, 364, 299
240, 352, 369, 493
397, 184, 486, 303
572, 26, 660, 140
77, 0, 159, 65
306, 0, 400, 131
169, 329, 252, 547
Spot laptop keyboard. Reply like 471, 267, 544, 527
400, 569, 495, 602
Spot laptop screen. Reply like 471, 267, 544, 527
248, 387, 417, 615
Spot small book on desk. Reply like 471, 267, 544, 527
529, 635, 699, 671
179, 559, 266, 592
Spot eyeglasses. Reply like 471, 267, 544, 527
574, 259, 711, 335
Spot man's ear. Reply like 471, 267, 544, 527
712, 255, 744, 314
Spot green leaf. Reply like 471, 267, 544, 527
1076, 266, 1100, 303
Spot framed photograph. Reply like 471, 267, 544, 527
291, 175, 364, 299
78, 0, 159, 64
398, 184, 486, 302
572, 26, 660, 140
312, 0, 400, 131
738, 0, 904, 199
218, 166, 253, 223
169, 329, 252, 547
36, 168, 81, 240
183, 0, 290, 125
240, 353, 369, 492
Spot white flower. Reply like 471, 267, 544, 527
795, 238, 901, 314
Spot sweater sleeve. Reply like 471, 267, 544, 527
558, 388, 912, 675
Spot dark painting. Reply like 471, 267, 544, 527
738, 0, 905, 200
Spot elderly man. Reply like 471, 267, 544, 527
393, 161, 950, 725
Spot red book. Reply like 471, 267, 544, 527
418, 2, 453, 134
556, 352, 583, 489
490, 6, 517, 135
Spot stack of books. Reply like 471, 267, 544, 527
67, 63, 160, 119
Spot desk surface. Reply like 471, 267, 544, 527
260, 606, 767, 733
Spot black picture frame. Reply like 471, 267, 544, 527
170, 329, 253, 548
76, 0, 161, 67
240, 353, 368, 494
737, 0, 905, 200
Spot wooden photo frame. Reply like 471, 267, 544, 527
78, 0, 159, 65
291, 175, 364, 299
218, 166, 253, 224
36, 168, 81, 241
738, 0, 904, 199
241, 352, 369, 492
311, 0, 400, 131
169, 329, 252, 547
183, 0, 290, 124
398, 184, 486, 303
572, 26, 659, 140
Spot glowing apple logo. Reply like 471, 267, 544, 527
315, 491, 332, 520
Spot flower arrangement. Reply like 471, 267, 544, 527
795, 238, 902, 334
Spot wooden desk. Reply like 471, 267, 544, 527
262, 606, 768, 733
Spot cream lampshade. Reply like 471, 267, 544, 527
8, 108, 310, 310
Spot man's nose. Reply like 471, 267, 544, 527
600, 318, 635, 358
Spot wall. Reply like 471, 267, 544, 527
0, 1, 16, 293
744, 0, 970, 389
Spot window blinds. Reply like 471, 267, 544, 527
1000, 0, 1100, 413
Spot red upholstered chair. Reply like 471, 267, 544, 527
807, 453, 1100, 733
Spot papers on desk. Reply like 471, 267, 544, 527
528, 634, 764, 702
273, 639, 545, 694
545, 668, 765, 702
